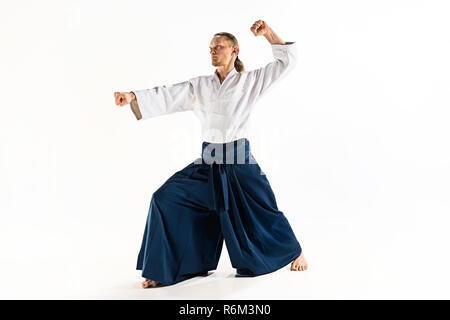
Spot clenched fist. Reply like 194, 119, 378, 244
250, 20, 270, 37
114, 91, 135, 107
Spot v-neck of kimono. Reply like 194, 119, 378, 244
213, 67, 238, 91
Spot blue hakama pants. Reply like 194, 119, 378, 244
136, 138, 302, 285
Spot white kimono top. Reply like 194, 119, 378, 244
131, 41, 297, 143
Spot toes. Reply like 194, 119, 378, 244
142, 279, 161, 288
148, 280, 161, 287
293, 264, 308, 271
290, 263, 309, 271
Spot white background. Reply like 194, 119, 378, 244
1, 0, 449, 299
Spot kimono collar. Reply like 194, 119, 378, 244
214, 67, 238, 84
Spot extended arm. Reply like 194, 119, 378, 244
129, 79, 197, 121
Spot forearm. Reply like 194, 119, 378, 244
264, 27, 286, 45
129, 91, 142, 120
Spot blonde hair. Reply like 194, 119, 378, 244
213, 32, 244, 72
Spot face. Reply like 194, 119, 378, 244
209, 36, 238, 67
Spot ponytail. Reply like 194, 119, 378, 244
234, 55, 245, 72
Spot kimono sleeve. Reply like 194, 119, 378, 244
251, 41, 297, 98
130, 78, 197, 121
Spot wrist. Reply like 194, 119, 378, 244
129, 92, 136, 101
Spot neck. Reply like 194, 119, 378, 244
216, 61, 235, 83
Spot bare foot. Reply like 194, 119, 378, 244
290, 251, 308, 271
141, 278, 162, 288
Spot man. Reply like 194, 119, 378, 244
115, 20, 308, 288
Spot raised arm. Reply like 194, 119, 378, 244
249, 20, 297, 97
115, 79, 197, 121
